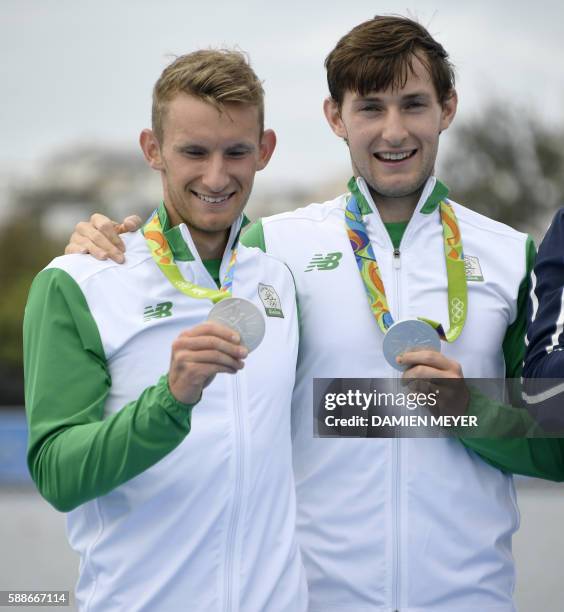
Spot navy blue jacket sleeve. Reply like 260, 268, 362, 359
524, 208, 564, 377
523, 208, 564, 431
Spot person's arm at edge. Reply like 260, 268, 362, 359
524, 208, 564, 379
24, 268, 195, 512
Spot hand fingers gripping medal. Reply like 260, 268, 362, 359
207, 297, 265, 352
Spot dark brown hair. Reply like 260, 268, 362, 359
152, 49, 264, 142
325, 15, 455, 107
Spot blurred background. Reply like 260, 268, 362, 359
2, 1, 564, 610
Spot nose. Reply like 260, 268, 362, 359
381, 108, 408, 146
202, 154, 230, 193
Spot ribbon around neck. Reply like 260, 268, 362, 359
143, 209, 236, 303
345, 176, 467, 342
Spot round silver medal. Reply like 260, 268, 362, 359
207, 297, 265, 352
383, 319, 441, 371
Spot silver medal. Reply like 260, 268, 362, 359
383, 319, 441, 371
207, 297, 265, 352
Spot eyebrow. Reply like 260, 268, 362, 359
355, 92, 432, 103
226, 143, 256, 152
401, 93, 432, 102
175, 142, 257, 153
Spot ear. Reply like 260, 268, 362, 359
256, 129, 277, 171
139, 129, 164, 171
323, 97, 347, 139
440, 89, 458, 132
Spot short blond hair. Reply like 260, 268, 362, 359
152, 49, 265, 142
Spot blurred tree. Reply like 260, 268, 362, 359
0, 145, 158, 406
0, 217, 63, 406
441, 103, 564, 237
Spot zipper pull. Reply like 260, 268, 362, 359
393, 248, 401, 269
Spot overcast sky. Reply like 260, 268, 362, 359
3, 0, 564, 190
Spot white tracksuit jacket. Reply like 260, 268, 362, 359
247, 176, 530, 612
26, 208, 308, 612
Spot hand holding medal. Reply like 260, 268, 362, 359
168, 321, 249, 405
397, 349, 470, 419
142, 209, 266, 403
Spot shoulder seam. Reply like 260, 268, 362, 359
451, 203, 528, 243
262, 201, 345, 227
49, 252, 154, 285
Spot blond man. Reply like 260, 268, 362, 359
24, 50, 307, 611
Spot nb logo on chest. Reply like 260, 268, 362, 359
305, 252, 343, 272
144, 301, 174, 322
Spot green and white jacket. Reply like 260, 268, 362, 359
241, 175, 559, 612
24, 204, 307, 612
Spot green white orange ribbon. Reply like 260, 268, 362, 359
143, 208, 236, 303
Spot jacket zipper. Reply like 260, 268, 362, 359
392, 246, 401, 611
224, 375, 244, 612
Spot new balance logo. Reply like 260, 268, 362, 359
144, 301, 173, 322
305, 252, 343, 272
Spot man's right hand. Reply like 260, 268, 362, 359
64, 213, 142, 263
168, 322, 248, 405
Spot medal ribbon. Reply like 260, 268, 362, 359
346, 176, 467, 342
143, 209, 236, 303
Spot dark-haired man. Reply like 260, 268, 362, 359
64, 16, 564, 611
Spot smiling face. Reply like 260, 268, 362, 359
324, 55, 457, 216
140, 93, 275, 257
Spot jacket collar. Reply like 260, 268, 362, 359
349, 175, 449, 218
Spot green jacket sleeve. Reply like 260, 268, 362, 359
502, 236, 537, 379
459, 237, 564, 480
24, 268, 195, 512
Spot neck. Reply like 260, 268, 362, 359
368, 188, 422, 223
191, 229, 230, 260
163, 200, 231, 261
